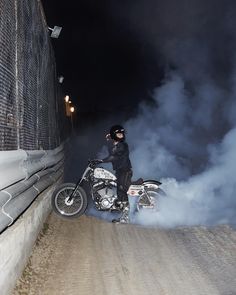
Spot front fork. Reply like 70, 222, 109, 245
67, 167, 91, 202
67, 180, 83, 202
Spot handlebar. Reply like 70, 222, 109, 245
88, 159, 103, 166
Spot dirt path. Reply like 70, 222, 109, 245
13, 214, 236, 295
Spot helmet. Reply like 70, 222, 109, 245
110, 125, 125, 140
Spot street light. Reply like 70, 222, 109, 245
70, 106, 75, 132
64, 95, 75, 131
58, 76, 64, 84
48, 26, 62, 38
64, 95, 70, 116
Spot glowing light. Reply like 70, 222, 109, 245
70, 106, 75, 113
65, 95, 69, 102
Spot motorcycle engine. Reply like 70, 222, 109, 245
93, 181, 116, 210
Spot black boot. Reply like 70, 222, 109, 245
112, 202, 130, 224
113, 200, 125, 211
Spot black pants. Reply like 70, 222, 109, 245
116, 169, 132, 202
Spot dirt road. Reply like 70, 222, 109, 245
13, 214, 236, 295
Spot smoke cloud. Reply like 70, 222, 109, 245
125, 71, 236, 228
94, 70, 236, 227
70, 0, 236, 227
102, 0, 236, 227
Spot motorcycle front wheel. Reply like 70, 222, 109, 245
136, 188, 165, 212
51, 183, 88, 219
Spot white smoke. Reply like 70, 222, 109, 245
89, 0, 236, 227
126, 72, 236, 227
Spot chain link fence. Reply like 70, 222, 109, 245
0, 0, 67, 151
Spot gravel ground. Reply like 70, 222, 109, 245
13, 214, 236, 295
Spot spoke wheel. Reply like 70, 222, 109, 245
137, 188, 165, 212
51, 183, 88, 219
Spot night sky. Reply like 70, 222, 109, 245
42, 0, 236, 118
41, 0, 163, 115
42, 1, 236, 227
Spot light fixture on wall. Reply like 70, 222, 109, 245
48, 26, 62, 38
58, 76, 64, 83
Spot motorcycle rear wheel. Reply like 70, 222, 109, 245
136, 188, 165, 211
51, 183, 88, 219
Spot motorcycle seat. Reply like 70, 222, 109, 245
131, 178, 143, 185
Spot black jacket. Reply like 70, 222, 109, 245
102, 140, 132, 171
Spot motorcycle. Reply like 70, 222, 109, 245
51, 160, 165, 219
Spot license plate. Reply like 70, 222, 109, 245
127, 185, 143, 196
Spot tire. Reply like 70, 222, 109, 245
51, 183, 88, 219
136, 188, 165, 212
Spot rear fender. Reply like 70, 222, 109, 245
143, 180, 161, 190
143, 179, 161, 185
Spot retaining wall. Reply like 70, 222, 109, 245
0, 180, 62, 295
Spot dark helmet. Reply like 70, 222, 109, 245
110, 125, 125, 140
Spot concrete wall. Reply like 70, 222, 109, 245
0, 146, 64, 233
0, 180, 61, 295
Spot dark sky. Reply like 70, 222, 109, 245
41, 0, 236, 116
41, 0, 163, 114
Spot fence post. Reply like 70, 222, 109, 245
14, 0, 20, 150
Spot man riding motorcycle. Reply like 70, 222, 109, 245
97, 125, 132, 223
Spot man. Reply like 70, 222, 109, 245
99, 125, 132, 223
